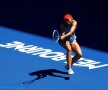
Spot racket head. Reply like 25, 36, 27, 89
52, 30, 60, 42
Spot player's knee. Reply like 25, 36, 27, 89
77, 52, 82, 58
67, 49, 72, 53
68, 48, 72, 52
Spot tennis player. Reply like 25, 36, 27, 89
59, 13, 82, 74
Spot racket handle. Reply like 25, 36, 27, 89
56, 38, 60, 42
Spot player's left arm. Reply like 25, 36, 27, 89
61, 20, 77, 39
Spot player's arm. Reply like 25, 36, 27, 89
61, 20, 77, 39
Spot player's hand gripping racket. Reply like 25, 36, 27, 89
52, 30, 61, 42
52, 30, 65, 47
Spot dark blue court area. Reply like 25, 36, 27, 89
0, 26, 108, 90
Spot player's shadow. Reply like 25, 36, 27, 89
23, 69, 70, 85
29, 69, 70, 80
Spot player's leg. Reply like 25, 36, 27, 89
71, 41, 82, 65
58, 39, 75, 74
65, 41, 72, 69
65, 41, 74, 74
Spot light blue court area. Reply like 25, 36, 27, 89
0, 26, 108, 90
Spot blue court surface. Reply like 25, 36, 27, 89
0, 26, 108, 90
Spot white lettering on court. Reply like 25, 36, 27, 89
0, 41, 108, 69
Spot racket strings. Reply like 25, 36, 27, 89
53, 30, 60, 42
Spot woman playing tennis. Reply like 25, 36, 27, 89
59, 13, 82, 74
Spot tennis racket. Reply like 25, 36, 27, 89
52, 30, 61, 42
52, 30, 66, 48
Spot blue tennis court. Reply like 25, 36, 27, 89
0, 26, 108, 90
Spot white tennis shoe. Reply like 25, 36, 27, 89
68, 68, 74, 75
